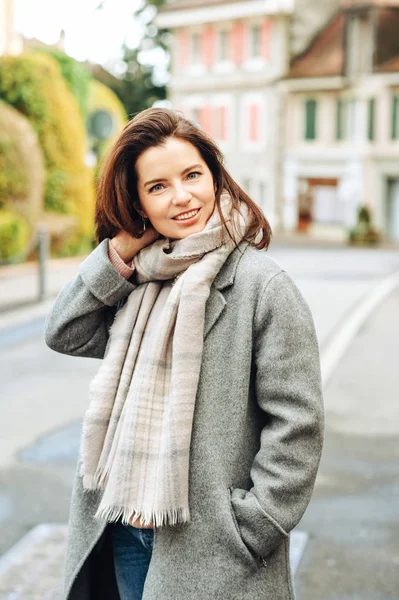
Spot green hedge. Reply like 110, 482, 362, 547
39, 49, 91, 118
0, 210, 30, 262
0, 99, 45, 225
0, 51, 95, 252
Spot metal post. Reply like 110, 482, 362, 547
38, 225, 49, 302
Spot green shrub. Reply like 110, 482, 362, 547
348, 205, 381, 246
0, 210, 30, 262
38, 49, 91, 118
0, 52, 95, 253
0, 100, 44, 242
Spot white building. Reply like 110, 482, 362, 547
281, 0, 399, 242
155, 0, 339, 230
0, 0, 22, 55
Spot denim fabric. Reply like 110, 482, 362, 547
110, 523, 154, 600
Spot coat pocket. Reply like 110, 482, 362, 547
227, 487, 260, 569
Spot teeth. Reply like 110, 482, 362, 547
175, 209, 199, 221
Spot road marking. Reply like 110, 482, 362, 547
321, 271, 399, 387
290, 530, 309, 575
0, 524, 308, 597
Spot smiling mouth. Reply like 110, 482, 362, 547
172, 208, 201, 221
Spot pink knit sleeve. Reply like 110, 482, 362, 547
108, 239, 135, 279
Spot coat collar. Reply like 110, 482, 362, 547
213, 240, 250, 291
204, 240, 250, 339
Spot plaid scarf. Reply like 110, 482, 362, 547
79, 192, 251, 528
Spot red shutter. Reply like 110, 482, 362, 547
201, 25, 216, 68
219, 106, 227, 141
230, 21, 247, 65
249, 104, 259, 142
199, 105, 212, 135
260, 18, 272, 61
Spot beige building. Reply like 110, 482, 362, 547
281, 0, 399, 242
0, 0, 22, 55
155, 0, 339, 230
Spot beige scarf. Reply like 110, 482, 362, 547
79, 191, 252, 527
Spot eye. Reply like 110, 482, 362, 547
187, 171, 201, 180
149, 183, 165, 193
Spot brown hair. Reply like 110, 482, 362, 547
95, 107, 272, 250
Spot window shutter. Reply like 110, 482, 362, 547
336, 98, 343, 140
305, 99, 317, 140
260, 18, 272, 62
368, 98, 375, 141
392, 96, 398, 140
249, 104, 259, 142
201, 25, 216, 68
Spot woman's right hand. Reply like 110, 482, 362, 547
110, 226, 160, 263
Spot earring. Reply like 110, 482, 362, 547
141, 216, 147, 232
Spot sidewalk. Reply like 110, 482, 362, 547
295, 286, 399, 599
0, 255, 85, 315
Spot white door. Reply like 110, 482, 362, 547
313, 185, 343, 224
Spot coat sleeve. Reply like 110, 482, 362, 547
44, 239, 137, 359
230, 270, 324, 559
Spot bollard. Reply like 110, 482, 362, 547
37, 225, 49, 302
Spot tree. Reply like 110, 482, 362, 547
102, 0, 169, 118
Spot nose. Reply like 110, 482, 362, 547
172, 183, 192, 205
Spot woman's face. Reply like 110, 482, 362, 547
136, 137, 216, 240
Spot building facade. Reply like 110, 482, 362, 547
155, 0, 339, 230
281, 0, 399, 242
0, 0, 22, 55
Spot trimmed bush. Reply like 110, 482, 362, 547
0, 51, 95, 254
0, 210, 30, 262
348, 205, 381, 246
0, 100, 45, 226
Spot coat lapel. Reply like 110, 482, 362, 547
204, 240, 250, 339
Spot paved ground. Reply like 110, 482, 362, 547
0, 257, 83, 313
295, 287, 399, 599
0, 242, 398, 598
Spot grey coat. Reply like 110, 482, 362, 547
44, 238, 324, 600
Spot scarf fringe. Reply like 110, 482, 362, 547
80, 463, 111, 491
94, 504, 191, 528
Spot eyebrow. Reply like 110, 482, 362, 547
144, 164, 203, 188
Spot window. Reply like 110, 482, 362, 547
250, 25, 261, 58
392, 95, 399, 140
368, 98, 375, 142
191, 32, 201, 64
304, 99, 317, 140
219, 30, 229, 61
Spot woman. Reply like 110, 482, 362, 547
45, 108, 324, 600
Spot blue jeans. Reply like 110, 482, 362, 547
110, 522, 154, 600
